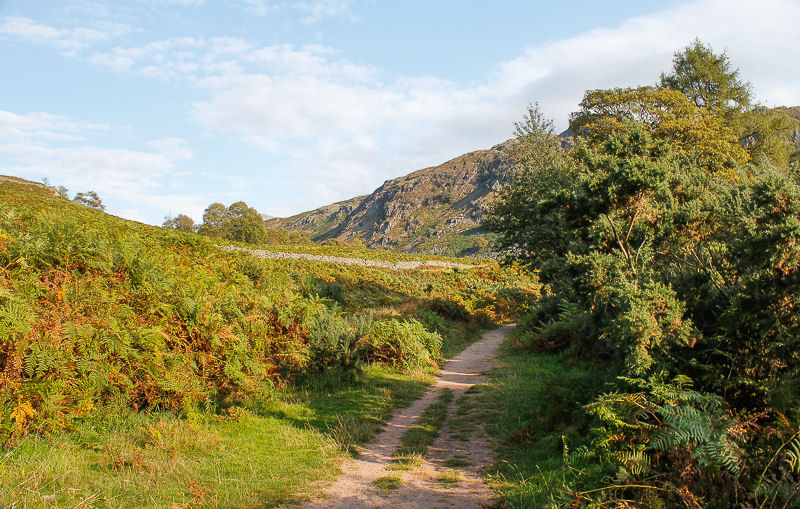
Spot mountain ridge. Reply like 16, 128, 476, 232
267, 140, 520, 255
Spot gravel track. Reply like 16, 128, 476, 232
286, 325, 513, 509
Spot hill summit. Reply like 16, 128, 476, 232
267, 140, 519, 256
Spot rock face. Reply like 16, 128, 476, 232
267, 140, 519, 255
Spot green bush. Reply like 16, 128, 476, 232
365, 319, 442, 370
306, 308, 370, 372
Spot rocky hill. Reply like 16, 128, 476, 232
268, 106, 798, 257
267, 140, 519, 256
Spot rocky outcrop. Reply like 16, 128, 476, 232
267, 140, 519, 255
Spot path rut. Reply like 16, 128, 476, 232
289, 325, 512, 509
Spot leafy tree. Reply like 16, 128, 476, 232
491, 103, 575, 268
569, 86, 748, 175
197, 201, 268, 245
491, 44, 800, 507
226, 201, 268, 245
162, 213, 196, 233
662, 39, 800, 166
472, 235, 488, 252
198, 202, 229, 238
73, 191, 106, 211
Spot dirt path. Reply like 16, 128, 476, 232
289, 325, 512, 509
221, 245, 475, 270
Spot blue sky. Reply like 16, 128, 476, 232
1, 0, 798, 225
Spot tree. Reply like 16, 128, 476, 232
490, 44, 800, 507
197, 201, 268, 245
662, 39, 799, 166
569, 86, 748, 175
472, 235, 489, 252
198, 202, 229, 238
660, 39, 751, 112
490, 103, 575, 267
163, 214, 196, 233
73, 191, 106, 211
226, 201, 267, 245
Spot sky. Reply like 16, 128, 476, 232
1, 0, 798, 225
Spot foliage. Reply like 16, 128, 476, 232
197, 200, 269, 244
660, 38, 751, 112
0, 178, 535, 447
490, 41, 800, 507
162, 213, 196, 233
661, 39, 800, 167
0, 364, 432, 507
73, 190, 106, 211
569, 86, 748, 175
365, 318, 442, 370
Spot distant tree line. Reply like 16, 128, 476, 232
163, 201, 311, 246
43, 179, 107, 212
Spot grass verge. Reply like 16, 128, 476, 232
450, 340, 609, 508
0, 365, 433, 508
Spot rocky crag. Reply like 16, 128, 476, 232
267, 141, 519, 256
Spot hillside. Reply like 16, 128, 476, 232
268, 104, 800, 258
0, 176, 535, 507
267, 141, 519, 256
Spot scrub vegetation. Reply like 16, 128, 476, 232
485, 40, 800, 508
0, 176, 535, 507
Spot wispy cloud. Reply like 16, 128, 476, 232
0, 15, 130, 55
0, 109, 200, 221
0, 111, 110, 143
293, 0, 358, 24
3, 0, 799, 222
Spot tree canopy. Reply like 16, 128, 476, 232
197, 201, 268, 245
162, 213, 196, 233
73, 191, 105, 211
490, 41, 800, 508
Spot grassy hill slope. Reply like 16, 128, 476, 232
0, 177, 535, 507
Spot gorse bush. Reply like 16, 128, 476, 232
491, 41, 800, 507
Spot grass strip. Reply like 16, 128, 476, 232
389, 388, 454, 470
456, 340, 608, 508
373, 475, 403, 492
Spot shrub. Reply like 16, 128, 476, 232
365, 319, 442, 370
306, 308, 370, 372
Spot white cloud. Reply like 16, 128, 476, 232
90, 36, 205, 79
232, 0, 278, 16
230, 0, 356, 21
293, 0, 358, 24
0, 15, 130, 55
5, 0, 799, 220
0, 109, 200, 223
0, 111, 110, 143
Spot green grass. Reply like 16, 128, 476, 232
0, 177, 536, 507
435, 471, 462, 485
373, 475, 403, 492
390, 388, 453, 470
450, 340, 609, 508
0, 365, 433, 508
442, 457, 471, 468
